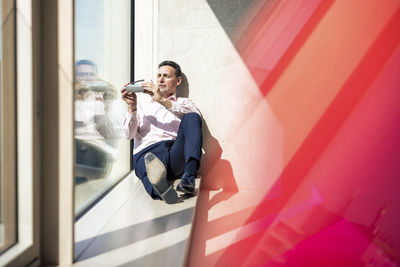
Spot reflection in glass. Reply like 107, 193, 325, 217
74, 0, 130, 215
75, 60, 117, 182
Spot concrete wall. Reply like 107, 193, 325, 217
134, 0, 158, 80
133, 0, 284, 210
155, 0, 283, 197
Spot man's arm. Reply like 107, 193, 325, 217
169, 98, 200, 116
121, 83, 139, 139
155, 97, 172, 109
141, 81, 200, 115
122, 111, 138, 139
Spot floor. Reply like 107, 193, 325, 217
74, 173, 199, 266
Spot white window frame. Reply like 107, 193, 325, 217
0, 0, 75, 265
0, 0, 37, 265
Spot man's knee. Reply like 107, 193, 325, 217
182, 112, 202, 125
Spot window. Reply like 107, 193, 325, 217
74, 0, 131, 215
0, 0, 17, 254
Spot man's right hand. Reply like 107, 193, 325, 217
121, 83, 137, 113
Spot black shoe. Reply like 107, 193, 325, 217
177, 173, 195, 195
144, 152, 178, 204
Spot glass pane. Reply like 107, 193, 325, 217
0, 0, 16, 253
74, 0, 131, 215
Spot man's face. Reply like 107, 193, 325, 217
76, 64, 97, 82
157, 65, 182, 97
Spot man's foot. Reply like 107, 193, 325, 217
177, 173, 196, 195
144, 152, 178, 204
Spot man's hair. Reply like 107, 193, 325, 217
76, 59, 98, 73
76, 59, 96, 67
158, 60, 182, 77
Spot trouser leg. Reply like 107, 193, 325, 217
168, 113, 203, 178
134, 161, 158, 198
133, 141, 173, 199
133, 113, 202, 199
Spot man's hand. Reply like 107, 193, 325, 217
142, 81, 172, 109
121, 83, 137, 113
141, 81, 162, 101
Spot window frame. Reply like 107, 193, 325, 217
0, 0, 39, 265
0, 0, 17, 255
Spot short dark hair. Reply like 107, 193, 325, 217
158, 60, 182, 77
76, 59, 96, 67
76, 59, 98, 73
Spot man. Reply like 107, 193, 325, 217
75, 59, 117, 181
121, 61, 202, 204
75, 59, 98, 82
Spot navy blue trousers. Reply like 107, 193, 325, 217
133, 113, 203, 199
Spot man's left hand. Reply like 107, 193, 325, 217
141, 81, 163, 102
141, 81, 172, 109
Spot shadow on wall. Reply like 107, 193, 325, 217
206, 0, 255, 39
183, 70, 241, 264
179, 71, 238, 204
200, 120, 238, 206
176, 73, 190, 98
180, 72, 238, 204
186, 118, 241, 267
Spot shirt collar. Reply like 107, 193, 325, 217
168, 94, 177, 101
